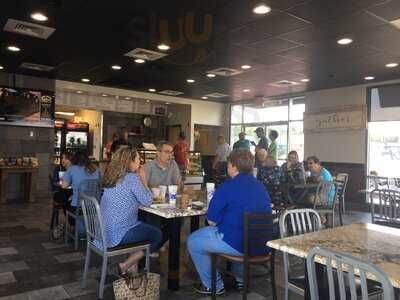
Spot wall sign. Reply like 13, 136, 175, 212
304, 105, 367, 132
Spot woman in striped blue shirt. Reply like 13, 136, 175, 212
100, 147, 162, 275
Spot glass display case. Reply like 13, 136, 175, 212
138, 149, 157, 165
188, 151, 202, 176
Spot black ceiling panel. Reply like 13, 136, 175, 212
0, 0, 400, 102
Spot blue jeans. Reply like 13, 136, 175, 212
187, 226, 243, 290
119, 222, 163, 253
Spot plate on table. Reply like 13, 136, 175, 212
191, 201, 206, 209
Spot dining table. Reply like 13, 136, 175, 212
267, 223, 400, 299
139, 191, 208, 291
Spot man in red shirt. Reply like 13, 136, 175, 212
174, 132, 190, 175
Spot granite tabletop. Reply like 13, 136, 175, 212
267, 223, 400, 288
140, 204, 208, 219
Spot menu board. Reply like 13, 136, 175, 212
116, 99, 134, 112
136, 101, 152, 114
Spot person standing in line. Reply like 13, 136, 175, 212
267, 130, 279, 161
104, 133, 119, 159
212, 135, 231, 176
174, 132, 190, 176
252, 127, 268, 168
233, 132, 251, 150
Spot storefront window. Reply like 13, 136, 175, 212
230, 97, 305, 164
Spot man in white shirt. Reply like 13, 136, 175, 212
212, 135, 231, 176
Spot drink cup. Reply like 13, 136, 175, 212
151, 187, 161, 202
168, 185, 178, 205
253, 167, 258, 178
159, 185, 167, 201
58, 171, 65, 180
206, 182, 215, 205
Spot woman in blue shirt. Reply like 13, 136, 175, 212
306, 156, 335, 204
100, 147, 162, 275
187, 149, 272, 295
61, 151, 101, 208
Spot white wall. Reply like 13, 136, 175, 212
55, 80, 228, 150
305, 85, 367, 164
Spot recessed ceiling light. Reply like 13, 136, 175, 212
337, 38, 353, 45
206, 73, 216, 78
187, 79, 195, 83
124, 97, 131, 100
243, 89, 250, 93
0, 66, 3, 70
385, 62, 398, 68
300, 78, 310, 82
253, 4, 271, 15
364, 76, 375, 81
134, 58, 146, 64
102, 94, 108, 97
146, 100, 150, 103
201, 96, 208, 99
76, 90, 83, 94
241, 65, 251, 70
30, 12, 48, 22
165, 102, 170, 105
55, 111, 75, 116
111, 65, 122, 70
7, 45, 20, 52
81, 78, 90, 82
157, 44, 170, 51
148, 88, 156, 92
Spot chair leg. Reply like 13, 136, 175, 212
211, 254, 217, 300
98, 255, 108, 299
50, 207, 56, 230
243, 261, 249, 300
270, 251, 277, 300
283, 253, 289, 300
81, 245, 91, 288
74, 219, 78, 250
339, 205, 344, 226
145, 246, 150, 272
64, 213, 69, 245
55, 208, 59, 227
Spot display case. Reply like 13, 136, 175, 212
138, 149, 157, 165
187, 151, 202, 176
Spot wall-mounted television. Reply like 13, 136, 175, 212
0, 87, 54, 126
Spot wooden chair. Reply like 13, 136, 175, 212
211, 212, 277, 300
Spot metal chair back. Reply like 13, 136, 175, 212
314, 181, 337, 209
307, 247, 394, 300
81, 194, 107, 250
77, 179, 101, 208
336, 174, 349, 200
243, 212, 277, 258
367, 175, 389, 191
370, 189, 400, 227
280, 208, 322, 238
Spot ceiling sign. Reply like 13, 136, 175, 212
304, 105, 367, 132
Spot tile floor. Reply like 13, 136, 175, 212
0, 200, 370, 300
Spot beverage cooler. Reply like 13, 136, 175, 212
54, 120, 89, 164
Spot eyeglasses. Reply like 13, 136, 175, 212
161, 150, 173, 155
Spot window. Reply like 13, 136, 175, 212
230, 97, 305, 164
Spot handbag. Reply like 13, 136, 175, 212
113, 272, 160, 300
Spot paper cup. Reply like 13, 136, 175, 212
151, 187, 161, 198
58, 171, 65, 180
168, 185, 178, 205
206, 182, 215, 205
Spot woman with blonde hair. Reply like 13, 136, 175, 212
100, 146, 162, 275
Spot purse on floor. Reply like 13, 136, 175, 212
113, 272, 160, 300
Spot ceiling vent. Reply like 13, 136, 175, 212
4, 19, 56, 39
207, 67, 243, 77
204, 92, 229, 98
20, 62, 54, 72
159, 90, 184, 96
269, 80, 300, 87
124, 48, 167, 61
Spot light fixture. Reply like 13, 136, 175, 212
146, 100, 150, 103
134, 58, 145, 64
76, 90, 83, 94
253, 4, 271, 15
202, 96, 208, 99
165, 102, 170, 105
102, 94, 108, 97
386, 63, 398, 68
206, 73, 216, 78
337, 38, 353, 45
243, 89, 250, 93
300, 78, 310, 82
124, 97, 131, 100
81, 78, 90, 82
111, 65, 122, 70
241, 65, 251, 70
187, 79, 195, 83
0, 66, 3, 70
7, 45, 21, 52
157, 44, 170, 51
148, 88, 156, 92
30, 12, 48, 22
55, 112, 75, 116
364, 76, 375, 81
